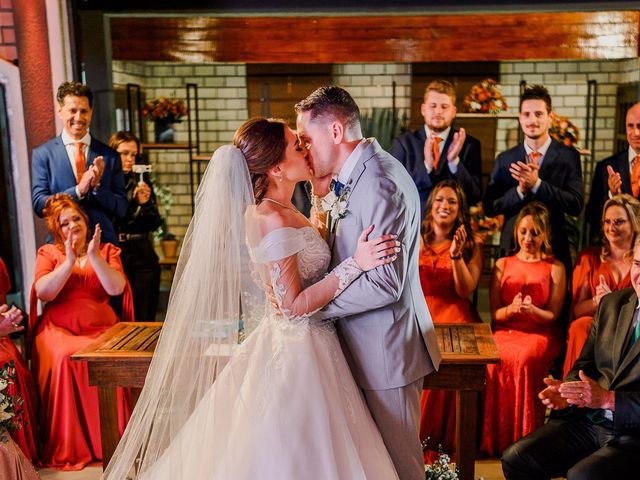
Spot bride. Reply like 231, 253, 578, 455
103, 118, 402, 479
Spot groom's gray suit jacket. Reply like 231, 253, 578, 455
314, 139, 441, 390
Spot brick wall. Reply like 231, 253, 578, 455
112, 61, 248, 239
0, 0, 16, 62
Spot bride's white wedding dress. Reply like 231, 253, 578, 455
138, 225, 399, 479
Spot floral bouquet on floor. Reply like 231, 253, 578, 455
142, 97, 188, 123
463, 78, 508, 114
549, 112, 580, 148
469, 202, 503, 243
0, 361, 23, 442
423, 438, 459, 480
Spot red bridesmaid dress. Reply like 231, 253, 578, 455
418, 241, 481, 461
29, 243, 133, 470
480, 255, 562, 456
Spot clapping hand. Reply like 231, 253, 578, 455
538, 377, 568, 410
78, 168, 96, 196
353, 225, 400, 271
449, 225, 466, 258
134, 182, 152, 205
520, 294, 533, 313
447, 127, 466, 163
64, 231, 78, 266
424, 136, 436, 171
90, 156, 105, 191
509, 161, 540, 192
606, 165, 622, 195
0, 304, 25, 337
558, 370, 615, 410
505, 292, 524, 317
87, 224, 102, 260
594, 274, 611, 305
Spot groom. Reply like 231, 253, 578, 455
296, 86, 441, 480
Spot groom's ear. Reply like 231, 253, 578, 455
330, 121, 344, 145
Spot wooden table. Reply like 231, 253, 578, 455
72, 321, 498, 477
71, 322, 161, 469
425, 323, 499, 480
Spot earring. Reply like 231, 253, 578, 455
278, 176, 283, 182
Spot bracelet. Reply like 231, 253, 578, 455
450, 254, 462, 260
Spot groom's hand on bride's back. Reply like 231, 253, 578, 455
353, 225, 400, 271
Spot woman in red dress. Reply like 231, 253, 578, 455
29, 194, 133, 470
562, 194, 639, 377
0, 257, 39, 462
481, 202, 565, 456
418, 180, 483, 460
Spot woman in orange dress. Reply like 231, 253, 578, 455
418, 180, 483, 460
29, 194, 133, 470
0, 257, 39, 462
562, 194, 639, 377
480, 202, 566, 457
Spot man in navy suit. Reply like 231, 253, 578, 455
483, 85, 583, 271
586, 102, 640, 231
501, 240, 640, 479
32, 82, 127, 245
392, 80, 482, 221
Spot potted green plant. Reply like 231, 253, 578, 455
153, 181, 179, 259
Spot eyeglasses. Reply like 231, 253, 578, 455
602, 218, 629, 227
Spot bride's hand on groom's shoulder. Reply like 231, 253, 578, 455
353, 225, 400, 271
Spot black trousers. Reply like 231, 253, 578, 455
121, 238, 160, 322
502, 413, 640, 480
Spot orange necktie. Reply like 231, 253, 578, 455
632, 155, 640, 197
529, 151, 542, 167
432, 137, 444, 170
75, 142, 85, 184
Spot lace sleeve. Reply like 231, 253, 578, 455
269, 255, 362, 322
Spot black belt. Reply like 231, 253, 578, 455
118, 233, 149, 242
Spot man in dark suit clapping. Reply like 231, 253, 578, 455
483, 84, 583, 271
392, 80, 482, 221
31, 82, 127, 245
502, 240, 640, 479
586, 102, 640, 232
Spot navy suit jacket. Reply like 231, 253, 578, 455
567, 287, 640, 436
482, 139, 584, 269
585, 151, 633, 230
391, 126, 482, 221
31, 135, 127, 245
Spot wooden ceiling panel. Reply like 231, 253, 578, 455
110, 11, 640, 63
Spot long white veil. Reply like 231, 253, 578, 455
103, 145, 265, 479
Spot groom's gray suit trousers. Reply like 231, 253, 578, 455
363, 378, 424, 480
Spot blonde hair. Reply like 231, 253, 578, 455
424, 80, 456, 104
512, 202, 553, 256
600, 194, 640, 262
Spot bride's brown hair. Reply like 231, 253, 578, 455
233, 117, 287, 203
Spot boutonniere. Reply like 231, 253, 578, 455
320, 180, 350, 234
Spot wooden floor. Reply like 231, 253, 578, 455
38, 461, 507, 480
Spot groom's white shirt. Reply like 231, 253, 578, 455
337, 138, 367, 184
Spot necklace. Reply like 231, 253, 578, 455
262, 197, 298, 212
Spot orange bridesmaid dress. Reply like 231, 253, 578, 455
480, 255, 562, 457
29, 243, 133, 470
418, 241, 481, 461
0, 257, 40, 462
562, 247, 630, 378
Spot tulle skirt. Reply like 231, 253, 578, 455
139, 316, 399, 480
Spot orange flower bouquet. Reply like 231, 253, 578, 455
142, 97, 188, 123
469, 202, 503, 242
463, 79, 508, 114
549, 112, 580, 148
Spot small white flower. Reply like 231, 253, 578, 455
470, 101, 481, 111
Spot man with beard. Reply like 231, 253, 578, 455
483, 84, 583, 272
392, 80, 482, 221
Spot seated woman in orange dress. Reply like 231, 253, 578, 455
480, 202, 566, 457
562, 194, 639, 377
29, 194, 133, 470
418, 180, 483, 460
0, 257, 39, 462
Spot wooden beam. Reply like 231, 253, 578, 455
110, 11, 640, 63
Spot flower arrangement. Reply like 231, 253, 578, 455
423, 442, 459, 480
463, 79, 508, 114
549, 112, 580, 148
152, 180, 175, 242
142, 97, 188, 123
321, 179, 351, 234
0, 361, 23, 442
469, 202, 503, 242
